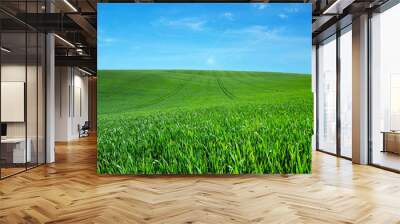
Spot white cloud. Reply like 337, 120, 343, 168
103, 37, 115, 43
222, 12, 234, 21
131, 46, 141, 50
98, 36, 118, 46
285, 6, 300, 13
278, 13, 288, 19
253, 3, 267, 10
206, 56, 215, 65
155, 17, 207, 31
225, 25, 283, 41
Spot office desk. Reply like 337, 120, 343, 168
382, 131, 400, 154
1, 138, 31, 163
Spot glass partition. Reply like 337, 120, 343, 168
317, 35, 337, 154
370, 3, 400, 171
1, 30, 28, 177
0, 1, 46, 179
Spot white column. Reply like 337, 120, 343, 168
352, 14, 369, 164
312, 45, 317, 150
55, 67, 74, 141
46, 32, 55, 163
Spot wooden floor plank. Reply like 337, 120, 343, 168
0, 135, 400, 223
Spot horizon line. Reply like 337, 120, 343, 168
97, 68, 311, 75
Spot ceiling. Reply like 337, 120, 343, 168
311, 0, 390, 43
0, 0, 97, 73
0, 0, 393, 73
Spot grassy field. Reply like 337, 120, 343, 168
97, 70, 313, 174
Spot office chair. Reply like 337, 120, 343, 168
79, 121, 90, 138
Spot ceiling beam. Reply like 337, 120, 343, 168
67, 13, 97, 47
55, 55, 96, 72
322, 0, 356, 14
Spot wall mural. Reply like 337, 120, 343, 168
97, 3, 313, 174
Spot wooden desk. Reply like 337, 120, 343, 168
381, 131, 400, 154
1, 138, 31, 164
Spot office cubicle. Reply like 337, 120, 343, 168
0, 1, 46, 179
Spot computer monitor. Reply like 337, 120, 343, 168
1, 123, 7, 137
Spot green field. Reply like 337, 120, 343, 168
97, 70, 313, 174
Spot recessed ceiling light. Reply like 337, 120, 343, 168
1, 47, 11, 53
78, 67, 93, 76
322, 0, 354, 15
63, 0, 78, 12
54, 34, 75, 48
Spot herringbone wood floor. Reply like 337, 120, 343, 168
1, 136, 400, 224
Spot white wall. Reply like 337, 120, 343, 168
1, 63, 46, 164
1, 64, 25, 81
1, 65, 26, 139
55, 66, 70, 141
1, 82, 25, 122
55, 67, 89, 141
72, 72, 89, 138
1, 64, 41, 138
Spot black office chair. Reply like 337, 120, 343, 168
79, 121, 90, 138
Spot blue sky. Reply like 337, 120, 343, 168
98, 3, 311, 74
